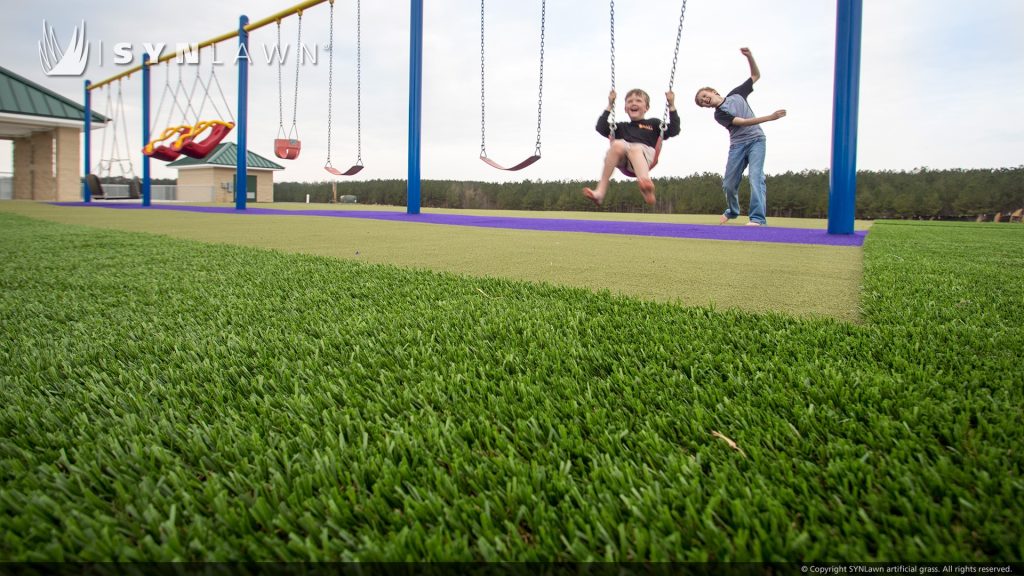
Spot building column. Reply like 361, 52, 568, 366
12, 136, 33, 200
55, 127, 81, 202
30, 131, 56, 201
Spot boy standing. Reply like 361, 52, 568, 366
695, 48, 786, 226
584, 89, 680, 207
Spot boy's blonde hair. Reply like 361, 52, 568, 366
625, 88, 650, 108
694, 87, 720, 106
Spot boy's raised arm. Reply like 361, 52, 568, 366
741, 47, 761, 83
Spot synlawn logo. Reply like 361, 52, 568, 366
38, 20, 89, 77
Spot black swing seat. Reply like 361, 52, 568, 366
479, 154, 541, 172
86, 174, 141, 200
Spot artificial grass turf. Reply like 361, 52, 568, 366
0, 213, 1021, 561
0, 201, 865, 322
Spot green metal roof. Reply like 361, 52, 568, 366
166, 142, 284, 170
0, 66, 107, 123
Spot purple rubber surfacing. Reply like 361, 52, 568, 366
52, 202, 867, 247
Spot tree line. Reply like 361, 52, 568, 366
277, 166, 1018, 220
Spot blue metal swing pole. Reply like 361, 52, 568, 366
407, 0, 423, 215
828, 0, 863, 235
236, 15, 250, 210
83, 79, 92, 202
142, 55, 152, 207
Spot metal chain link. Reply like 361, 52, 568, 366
355, 0, 362, 162
662, 0, 687, 136
479, 0, 487, 157
276, 20, 285, 135
117, 79, 136, 178
480, 0, 545, 158
97, 85, 111, 177
326, 0, 335, 166
608, 0, 617, 135
291, 12, 302, 139
533, 0, 545, 156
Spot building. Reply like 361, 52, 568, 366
166, 142, 283, 203
0, 66, 106, 202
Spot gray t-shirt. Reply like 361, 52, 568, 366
714, 78, 764, 145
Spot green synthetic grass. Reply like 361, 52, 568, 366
0, 213, 1022, 561
0, 201, 865, 321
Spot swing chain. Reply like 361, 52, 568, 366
355, 0, 362, 162
534, 0, 545, 157
479, 0, 487, 157
117, 79, 136, 178
662, 0, 687, 135
608, 0, 617, 135
292, 11, 302, 138
326, 0, 335, 166
276, 20, 285, 135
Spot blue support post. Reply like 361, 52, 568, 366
142, 55, 152, 206
236, 15, 250, 210
828, 0, 863, 235
407, 0, 423, 215
83, 80, 92, 202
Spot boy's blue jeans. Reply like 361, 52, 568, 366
722, 137, 767, 225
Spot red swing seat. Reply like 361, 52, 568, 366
173, 120, 235, 159
325, 161, 363, 176
274, 138, 302, 160
612, 135, 663, 178
143, 125, 192, 162
479, 154, 541, 172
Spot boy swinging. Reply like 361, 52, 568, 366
583, 89, 680, 207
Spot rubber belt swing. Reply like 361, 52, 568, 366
478, 0, 545, 171
324, 0, 363, 176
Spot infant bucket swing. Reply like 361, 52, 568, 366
274, 12, 303, 160
478, 0, 546, 171
607, 0, 688, 178
324, 0, 363, 176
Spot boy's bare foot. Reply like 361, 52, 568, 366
583, 188, 603, 207
719, 214, 730, 224
745, 221, 764, 226
638, 177, 656, 205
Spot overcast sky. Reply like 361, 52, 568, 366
2, 0, 1023, 184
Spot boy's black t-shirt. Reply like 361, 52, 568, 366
596, 110, 680, 148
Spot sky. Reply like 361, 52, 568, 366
1, 0, 1023, 185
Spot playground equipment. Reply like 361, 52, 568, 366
324, 0, 364, 176
606, 0, 687, 178
82, 0, 863, 234
274, 12, 303, 160
143, 56, 235, 162
478, 0, 546, 171
91, 80, 141, 199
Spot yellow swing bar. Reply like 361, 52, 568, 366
88, 0, 331, 91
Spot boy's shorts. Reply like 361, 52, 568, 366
616, 141, 656, 173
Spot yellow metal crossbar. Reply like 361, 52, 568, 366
88, 0, 330, 90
